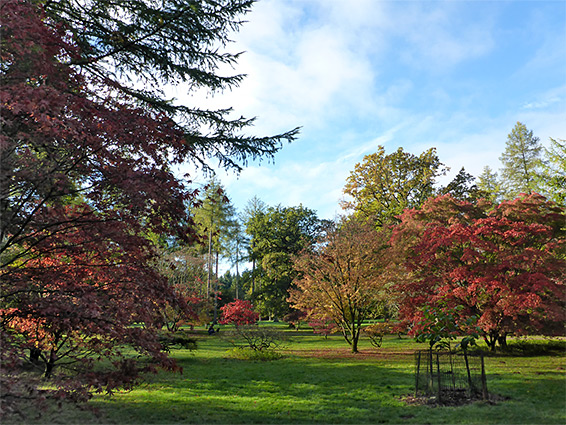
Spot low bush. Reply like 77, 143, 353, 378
363, 322, 396, 347
224, 347, 283, 361
495, 337, 566, 356
223, 325, 287, 352
158, 331, 197, 352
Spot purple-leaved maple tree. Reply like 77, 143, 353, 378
391, 193, 565, 351
0, 0, 296, 407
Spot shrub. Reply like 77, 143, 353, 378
283, 310, 307, 330
363, 322, 396, 347
308, 317, 337, 338
158, 331, 198, 352
219, 300, 259, 326
224, 325, 287, 352
224, 347, 283, 361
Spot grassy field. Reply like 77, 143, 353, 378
10, 325, 566, 424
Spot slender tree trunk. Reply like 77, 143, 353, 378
207, 226, 212, 297
351, 337, 359, 353
497, 333, 508, 349
251, 257, 256, 296
352, 326, 361, 353
235, 256, 240, 300
44, 348, 56, 379
213, 251, 219, 324
484, 332, 497, 351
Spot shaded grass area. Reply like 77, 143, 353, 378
7, 330, 566, 424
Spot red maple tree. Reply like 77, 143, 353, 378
1, 0, 284, 405
219, 300, 259, 326
391, 193, 565, 350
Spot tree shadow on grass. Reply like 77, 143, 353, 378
91, 354, 565, 424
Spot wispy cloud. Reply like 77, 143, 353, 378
521, 86, 565, 110
172, 0, 565, 232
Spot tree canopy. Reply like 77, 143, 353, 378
289, 219, 391, 353
439, 167, 486, 202
244, 204, 323, 319
476, 166, 502, 203
539, 138, 566, 206
0, 0, 296, 403
342, 146, 447, 225
391, 194, 565, 351
499, 122, 542, 199
41, 0, 299, 171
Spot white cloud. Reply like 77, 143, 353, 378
170, 0, 564, 231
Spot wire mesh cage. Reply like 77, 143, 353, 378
414, 350, 488, 401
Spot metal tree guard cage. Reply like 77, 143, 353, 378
415, 350, 488, 401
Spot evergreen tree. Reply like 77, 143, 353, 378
243, 204, 322, 319
242, 196, 267, 296
221, 218, 247, 299
539, 138, 566, 206
192, 178, 236, 321
477, 166, 502, 203
439, 167, 484, 202
42, 0, 299, 172
499, 122, 542, 199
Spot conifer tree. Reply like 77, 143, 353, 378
1, 0, 295, 404
477, 166, 502, 203
41, 0, 299, 171
499, 122, 542, 199
539, 138, 566, 206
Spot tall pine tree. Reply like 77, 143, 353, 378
477, 166, 502, 203
539, 138, 566, 206
499, 122, 542, 199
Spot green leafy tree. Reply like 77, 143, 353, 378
499, 122, 543, 199
439, 167, 485, 202
539, 138, 566, 206
244, 204, 322, 319
342, 146, 447, 225
477, 166, 502, 203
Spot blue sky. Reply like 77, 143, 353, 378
177, 0, 565, 221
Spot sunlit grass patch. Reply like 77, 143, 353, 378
6, 329, 565, 424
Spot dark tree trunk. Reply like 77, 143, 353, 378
29, 348, 41, 363
483, 332, 498, 351
44, 349, 56, 379
497, 333, 508, 349
351, 326, 360, 353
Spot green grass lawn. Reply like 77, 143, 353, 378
10, 326, 566, 424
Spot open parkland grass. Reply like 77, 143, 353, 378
11, 323, 566, 424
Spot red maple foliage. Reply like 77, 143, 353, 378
219, 300, 259, 326
308, 315, 338, 338
391, 193, 565, 350
1, 0, 297, 412
0, 0, 196, 403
